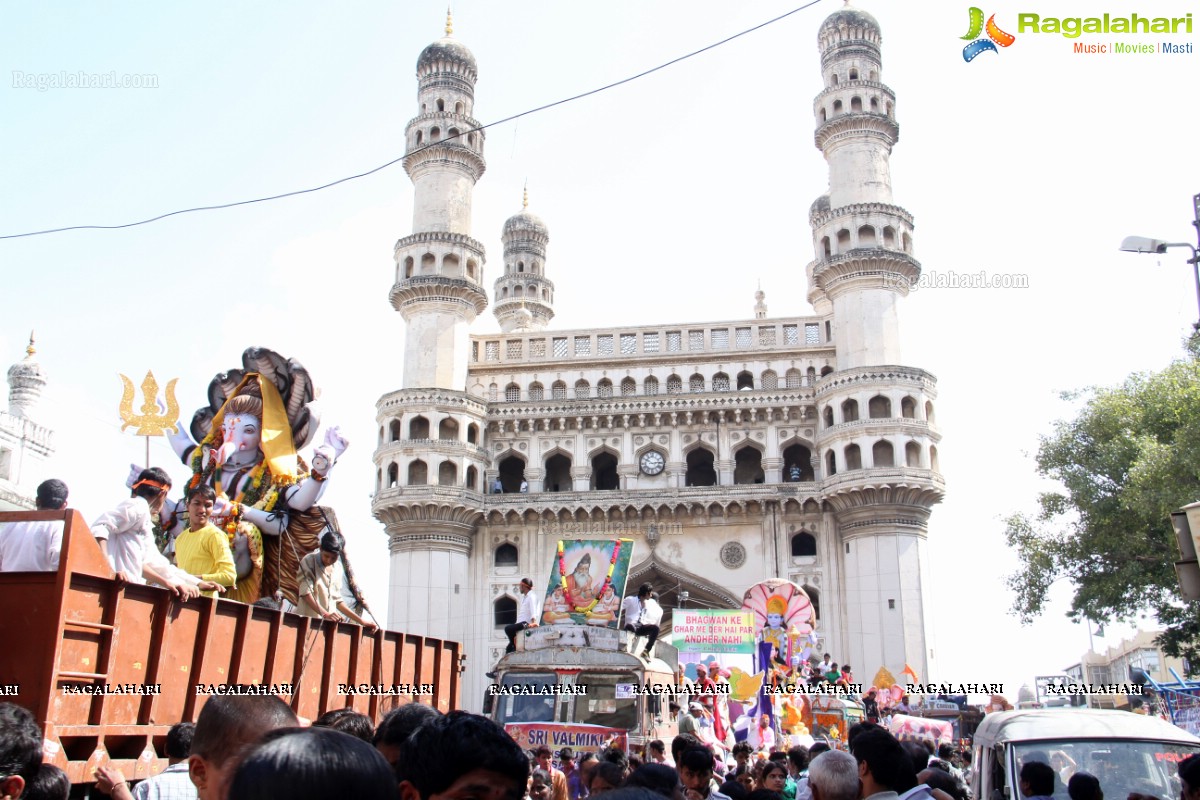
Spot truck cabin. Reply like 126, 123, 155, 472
484, 637, 681, 747
972, 710, 1200, 800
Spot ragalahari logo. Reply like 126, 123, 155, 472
962, 7, 1016, 61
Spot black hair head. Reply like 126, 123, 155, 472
531, 768, 552, 784
372, 703, 439, 748
227, 726, 396, 800
319, 531, 343, 554
1183, 755, 1200, 791
787, 745, 810, 771
733, 742, 753, 757
1020, 762, 1055, 797
0, 702, 42, 787
35, 479, 68, 510
622, 763, 679, 795
191, 695, 298, 767
590, 761, 626, 791
809, 742, 831, 758
132, 467, 172, 501
851, 728, 914, 793
679, 746, 715, 775
600, 746, 629, 770
395, 711, 528, 800
647, 740, 665, 754
186, 483, 218, 503
671, 733, 702, 765
720, 780, 750, 800
900, 740, 930, 775
166, 721, 195, 760
313, 708, 374, 743
22, 763, 69, 800
1068, 772, 1103, 800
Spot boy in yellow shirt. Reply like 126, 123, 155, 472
174, 485, 235, 598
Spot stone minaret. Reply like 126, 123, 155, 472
391, 10, 488, 391
374, 14, 489, 652
808, 6, 943, 683
808, 4, 918, 371
494, 188, 554, 332
0, 334, 55, 510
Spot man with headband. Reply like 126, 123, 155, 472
297, 531, 376, 629
92, 467, 212, 599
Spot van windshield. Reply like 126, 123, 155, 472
495, 673, 557, 725
1014, 740, 1200, 800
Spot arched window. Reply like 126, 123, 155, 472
733, 447, 764, 485
844, 444, 862, 470
409, 416, 430, 439
783, 444, 814, 482
591, 452, 619, 490
387, 463, 399, 488
505, 383, 520, 402
644, 376, 659, 396
517, 261, 525, 273
574, 380, 590, 399
430, 126, 441, 142
858, 225, 876, 247
667, 375, 683, 395
930, 445, 940, 472
925, 401, 936, 423
498, 456, 526, 493
436, 98, 445, 112
404, 256, 414, 278
905, 441, 921, 468
841, 399, 859, 423
712, 373, 731, 392
466, 465, 478, 489
689, 374, 705, 393
883, 226, 897, 248
494, 597, 517, 627
785, 369, 802, 389
868, 395, 891, 418
823, 407, 835, 428
552, 381, 567, 400
421, 253, 436, 274
837, 229, 851, 250
389, 420, 402, 441
597, 379, 614, 398
620, 377, 637, 397
791, 532, 817, 557
438, 461, 457, 485
545, 454, 572, 492
872, 440, 894, 468
849, 68, 859, 80
495, 543, 519, 567
685, 448, 717, 487
851, 96, 862, 112
528, 382, 544, 401
826, 450, 837, 476
820, 366, 834, 376
833, 99, 843, 114
408, 460, 428, 485
807, 367, 817, 385
455, 101, 464, 114
467, 423, 479, 444
438, 418, 459, 440
761, 370, 778, 390
901, 396, 917, 419
489, 383, 498, 401
736, 371, 754, 390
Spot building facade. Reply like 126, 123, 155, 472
0, 335, 54, 511
373, 8, 944, 709
1065, 629, 1190, 710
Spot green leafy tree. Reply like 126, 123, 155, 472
1005, 341, 1200, 662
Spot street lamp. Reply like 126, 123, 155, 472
1119, 193, 1200, 332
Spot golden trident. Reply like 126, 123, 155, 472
119, 371, 180, 467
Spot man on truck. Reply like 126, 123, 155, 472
0, 478, 68, 572
488, 577, 539, 679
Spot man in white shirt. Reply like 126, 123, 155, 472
91, 468, 202, 600
487, 577, 539, 678
0, 478, 68, 572
621, 584, 646, 633
818, 653, 833, 675
634, 591, 664, 659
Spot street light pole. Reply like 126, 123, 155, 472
1120, 192, 1200, 333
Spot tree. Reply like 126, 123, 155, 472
1005, 341, 1200, 663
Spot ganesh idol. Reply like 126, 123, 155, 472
162, 347, 348, 606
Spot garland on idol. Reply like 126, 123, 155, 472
557, 540, 622, 613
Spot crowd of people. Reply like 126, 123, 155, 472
4, 696, 1193, 800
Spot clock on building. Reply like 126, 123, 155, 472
639, 450, 665, 476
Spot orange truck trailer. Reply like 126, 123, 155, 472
0, 509, 462, 784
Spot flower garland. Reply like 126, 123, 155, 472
557, 541, 622, 613
187, 442, 279, 539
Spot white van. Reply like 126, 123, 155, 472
971, 710, 1200, 800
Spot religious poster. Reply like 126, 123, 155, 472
541, 539, 634, 627
504, 722, 628, 751
672, 610, 756, 654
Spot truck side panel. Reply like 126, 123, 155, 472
0, 510, 461, 784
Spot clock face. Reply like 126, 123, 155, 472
640, 450, 665, 476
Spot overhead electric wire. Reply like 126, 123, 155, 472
0, 1, 823, 241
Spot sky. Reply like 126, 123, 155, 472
2, 0, 1199, 706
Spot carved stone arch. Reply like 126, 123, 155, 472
633, 440, 668, 460
586, 442, 621, 461
495, 447, 527, 465
802, 498, 822, 514
732, 438, 766, 455
778, 433, 816, 451
680, 438, 716, 456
